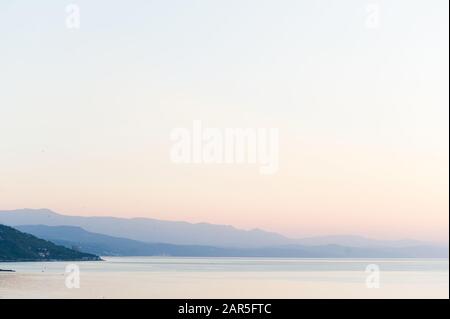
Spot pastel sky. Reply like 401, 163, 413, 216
0, 0, 448, 242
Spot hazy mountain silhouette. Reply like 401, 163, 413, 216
295, 235, 427, 248
0, 209, 293, 248
0, 209, 446, 251
15, 224, 449, 258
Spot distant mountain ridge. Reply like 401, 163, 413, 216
0, 224, 100, 262
0, 209, 294, 248
15, 225, 449, 258
295, 235, 427, 248
0, 209, 445, 250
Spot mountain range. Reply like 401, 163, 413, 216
15, 224, 449, 258
0, 209, 290, 247
0, 209, 448, 258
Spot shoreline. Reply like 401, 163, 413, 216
0, 257, 103, 263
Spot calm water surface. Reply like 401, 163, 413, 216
0, 257, 448, 298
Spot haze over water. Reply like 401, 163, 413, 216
1, 257, 448, 299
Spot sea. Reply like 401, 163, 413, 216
0, 257, 448, 298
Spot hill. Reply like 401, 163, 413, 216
0, 224, 101, 262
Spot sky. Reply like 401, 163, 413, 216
0, 0, 448, 242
